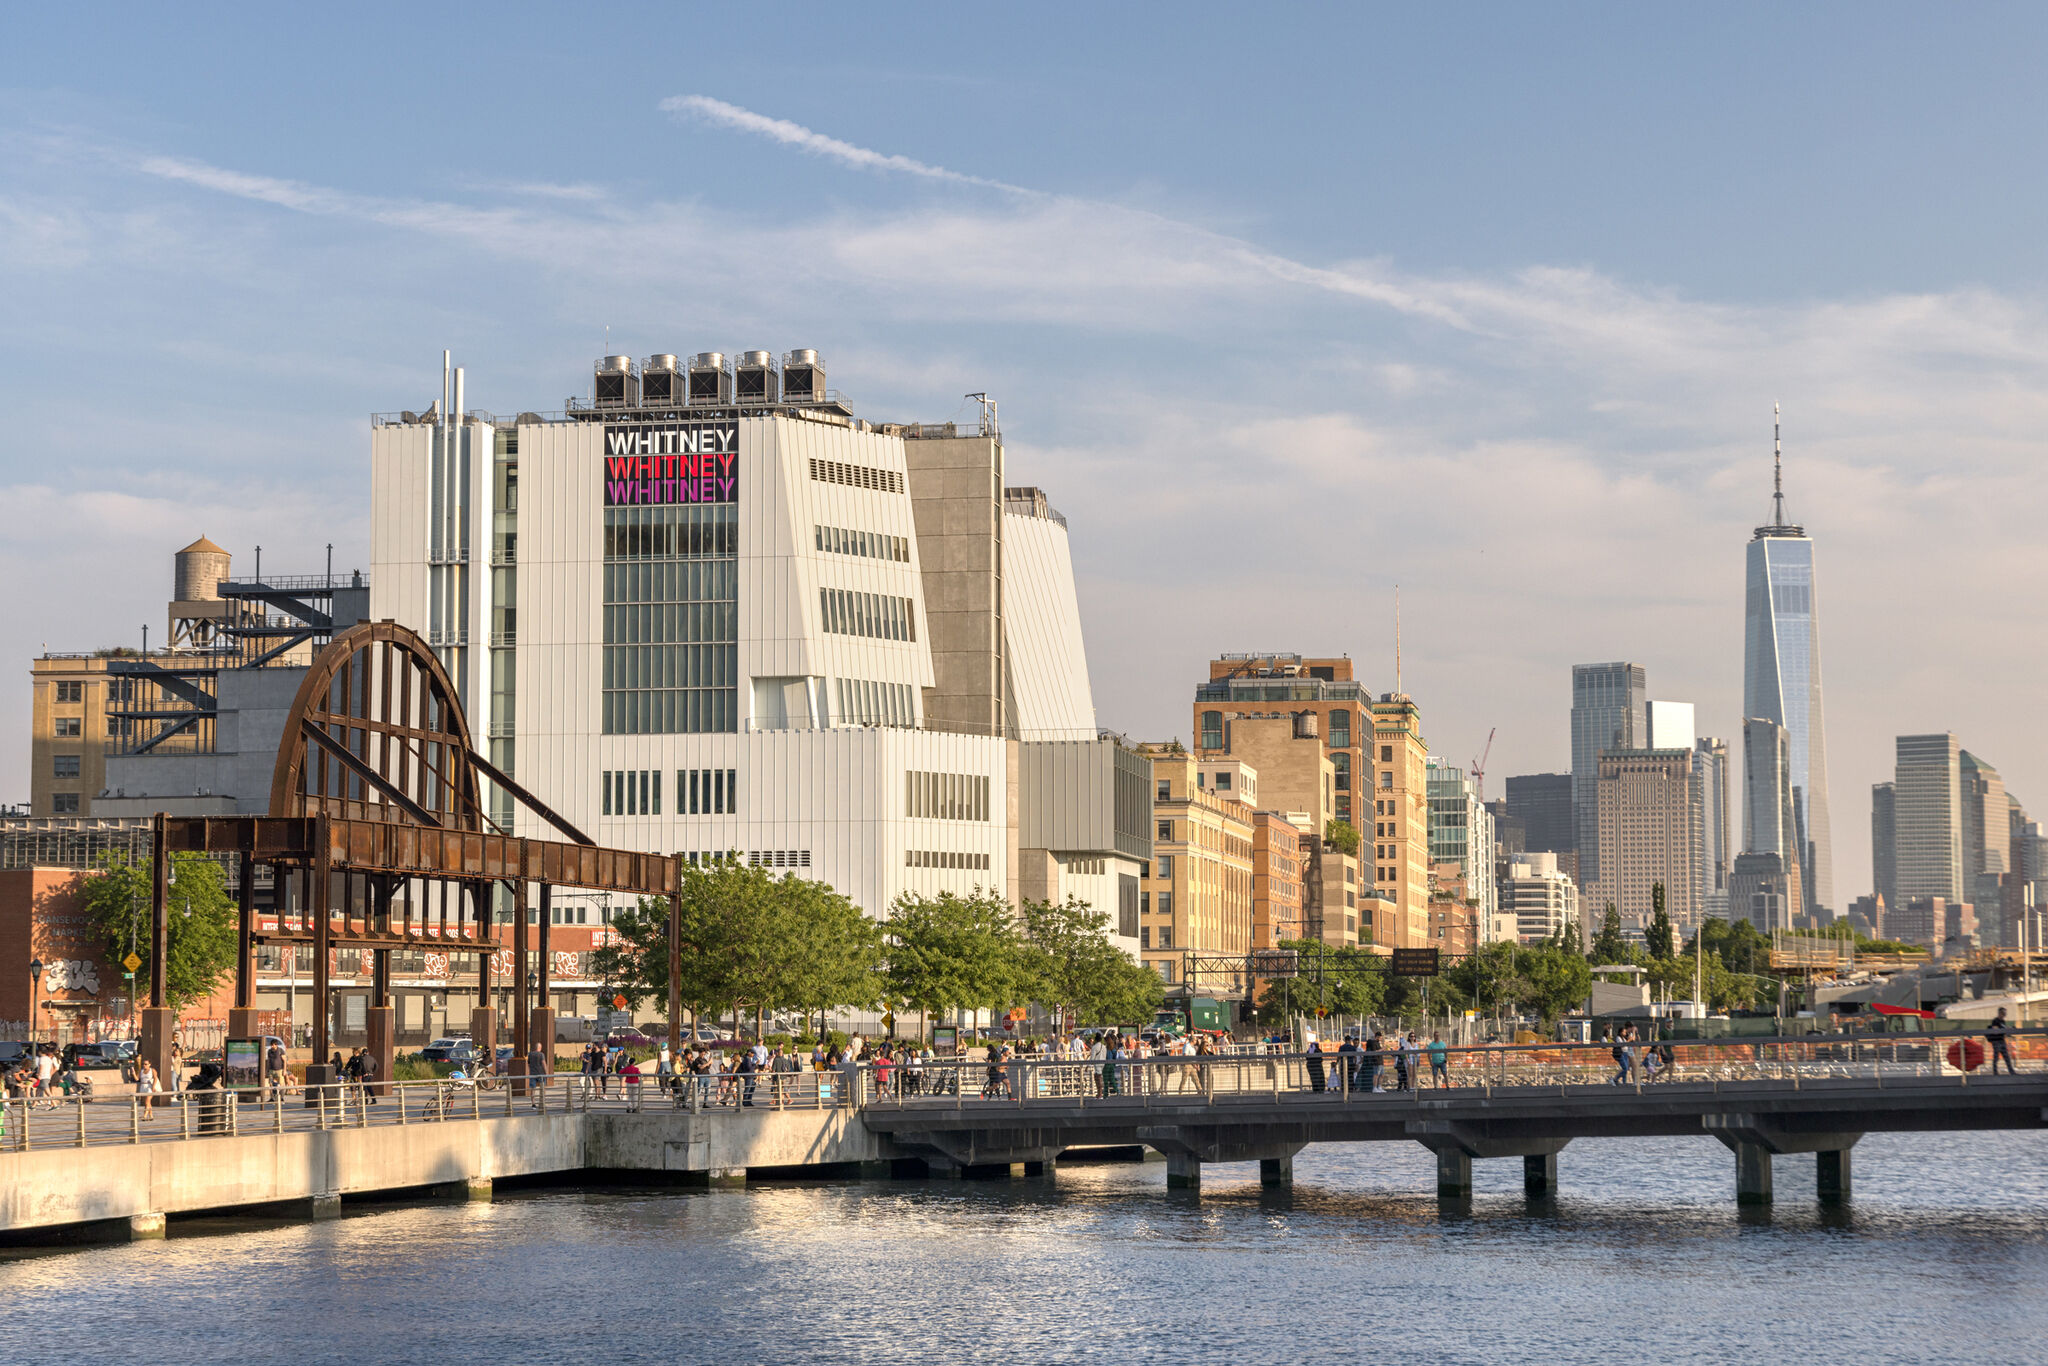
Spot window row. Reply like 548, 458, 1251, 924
680, 767, 738, 815
815, 524, 909, 563
54, 718, 81, 737
605, 602, 738, 645
836, 677, 916, 728
906, 770, 992, 822
810, 457, 903, 495
51, 793, 79, 813
820, 589, 916, 642
605, 558, 737, 605
749, 849, 812, 868
604, 644, 736, 691
603, 769, 662, 817
52, 755, 80, 778
602, 504, 738, 560
52, 681, 85, 704
602, 687, 737, 735
905, 850, 992, 870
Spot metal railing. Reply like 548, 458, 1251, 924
6, 1032, 2036, 1153
854, 1030, 2046, 1110
0, 1067, 862, 1153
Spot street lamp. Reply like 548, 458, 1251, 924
28, 958, 43, 1042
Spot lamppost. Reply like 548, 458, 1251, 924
28, 958, 44, 1041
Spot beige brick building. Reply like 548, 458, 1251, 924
1138, 745, 1254, 993
1369, 693, 1430, 948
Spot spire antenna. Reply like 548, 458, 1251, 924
1772, 401, 1786, 527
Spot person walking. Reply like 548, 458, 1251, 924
169, 1041, 185, 1098
1304, 1035, 1326, 1094
1364, 1032, 1385, 1093
1610, 1027, 1634, 1086
1428, 1032, 1450, 1089
1987, 1007, 2020, 1076
135, 1056, 159, 1119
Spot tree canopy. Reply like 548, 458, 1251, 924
1015, 895, 1163, 1027
82, 852, 237, 1011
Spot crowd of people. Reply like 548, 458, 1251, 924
1302, 1031, 1453, 1093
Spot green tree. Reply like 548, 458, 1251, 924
1646, 883, 1674, 961
1685, 917, 1771, 980
587, 861, 883, 1027
1515, 942, 1594, 1024
1589, 903, 1629, 965
884, 891, 1032, 1032
1016, 895, 1163, 1028
1323, 819, 1361, 857
83, 852, 237, 1011
1444, 940, 1524, 1018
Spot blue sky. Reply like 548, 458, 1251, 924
6, 6, 2047, 897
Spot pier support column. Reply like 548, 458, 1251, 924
1435, 1148, 1473, 1199
364, 1005, 395, 1101
1816, 1148, 1853, 1205
1735, 1142, 1773, 1206
1260, 1156, 1294, 1188
126, 1211, 167, 1241
1022, 1160, 1049, 1178
925, 1160, 963, 1180
1165, 1154, 1202, 1190
304, 1192, 342, 1220
1523, 1152, 1557, 1197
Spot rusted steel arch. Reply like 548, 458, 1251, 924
268, 620, 484, 828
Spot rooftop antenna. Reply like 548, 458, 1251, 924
965, 392, 998, 438
1394, 584, 1403, 697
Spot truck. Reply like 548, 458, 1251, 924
1152, 997, 1229, 1038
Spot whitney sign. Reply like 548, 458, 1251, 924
603, 423, 738, 505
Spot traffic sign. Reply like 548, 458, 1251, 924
1390, 948, 1440, 978
612, 993, 627, 1009
122, 952, 142, 972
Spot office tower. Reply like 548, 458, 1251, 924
1695, 737, 1731, 918
2006, 796, 2036, 948
1589, 747, 1699, 933
1427, 758, 1498, 936
1959, 751, 2010, 944
1743, 408, 1834, 914
370, 350, 1149, 933
1369, 692, 1432, 948
1871, 781, 1897, 916
1503, 851, 1580, 944
1504, 773, 1574, 856
1894, 734, 1963, 905
1737, 717, 1803, 930
1645, 699, 1695, 752
1571, 662, 1646, 888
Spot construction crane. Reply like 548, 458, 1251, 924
1471, 727, 1495, 803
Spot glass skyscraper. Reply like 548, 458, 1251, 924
1743, 411, 1834, 915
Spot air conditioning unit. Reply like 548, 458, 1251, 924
687, 352, 730, 406
640, 354, 681, 407
594, 355, 637, 408
781, 349, 825, 403
734, 351, 775, 404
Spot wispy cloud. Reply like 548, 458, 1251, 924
660, 94, 1031, 193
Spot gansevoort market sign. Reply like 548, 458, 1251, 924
603, 423, 737, 506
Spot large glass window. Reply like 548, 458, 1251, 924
603, 504, 738, 733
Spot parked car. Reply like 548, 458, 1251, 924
62, 1041, 136, 1071
605, 1028, 655, 1050
0, 1041, 33, 1066
420, 1037, 465, 1062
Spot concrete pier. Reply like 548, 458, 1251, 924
1817, 1149, 1852, 1204
1165, 1154, 1201, 1190
1435, 1149, 1473, 1198
1523, 1152, 1558, 1197
1734, 1142, 1773, 1206
1260, 1155, 1294, 1188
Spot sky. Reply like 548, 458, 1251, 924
4, 6, 2046, 904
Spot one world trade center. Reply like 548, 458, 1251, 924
1743, 407, 1833, 915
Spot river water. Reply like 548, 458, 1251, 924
6, 1130, 2045, 1364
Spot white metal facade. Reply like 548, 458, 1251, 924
373, 409, 1013, 917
